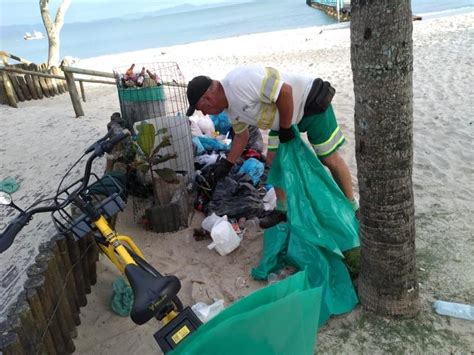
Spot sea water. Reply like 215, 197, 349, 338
1, 0, 473, 64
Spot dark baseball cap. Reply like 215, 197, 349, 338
186, 75, 212, 116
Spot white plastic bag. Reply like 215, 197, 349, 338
263, 187, 277, 211
191, 299, 225, 323
201, 212, 227, 232
197, 116, 215, 136
208, 220, 241, 256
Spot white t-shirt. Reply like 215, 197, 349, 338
221, 65, 314, 133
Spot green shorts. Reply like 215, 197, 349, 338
268, 104, 345, 158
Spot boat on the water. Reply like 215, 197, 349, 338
24, 31, 44, 40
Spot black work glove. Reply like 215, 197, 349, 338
212, 158, 234, 183
278, 127, 295, 143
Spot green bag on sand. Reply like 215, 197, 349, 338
252, 126, 359, 327
110, 277, 134, 317
0, 177, 19, 194
170, 270, 322, 355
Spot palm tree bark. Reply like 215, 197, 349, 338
39, 0, 71, 67
350, 0, 420, 316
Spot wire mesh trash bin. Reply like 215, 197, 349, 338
114, 62, 195, 232
118, 85, 167, 121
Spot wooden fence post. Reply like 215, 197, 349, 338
64, 71, 84, 117
1, 71, 17, 108
79, 80, 86, 102
8, 73, 25, 102
24, 276, 59, 354
26, 266, 67, 354
25, 74, 38, 99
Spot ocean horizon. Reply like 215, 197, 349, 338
1, 0, 473, 64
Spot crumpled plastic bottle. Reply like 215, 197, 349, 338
433, 300, 474, 321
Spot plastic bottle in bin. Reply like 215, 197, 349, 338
433, 300, 474, 321
136, 67, 146, 87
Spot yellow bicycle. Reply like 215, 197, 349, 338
0, 129, 201, 353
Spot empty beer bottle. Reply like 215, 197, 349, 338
136, 67, 146, 87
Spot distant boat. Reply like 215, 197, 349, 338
24, 31, 44, 40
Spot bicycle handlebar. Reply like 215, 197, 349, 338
0, 213, 31, 253
0, 129, 131, 253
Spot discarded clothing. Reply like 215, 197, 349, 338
207, 174, 265, 219
192, 136, 206, 156
110, 277, 134, 317
238, 158, 265, 185
198, 136, 230, 152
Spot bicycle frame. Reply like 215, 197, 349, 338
94, 215, 145, 273
0, 129, 201, 353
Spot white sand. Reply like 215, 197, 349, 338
1, 10, 473, 353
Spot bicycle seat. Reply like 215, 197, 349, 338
124, 264, 181, 325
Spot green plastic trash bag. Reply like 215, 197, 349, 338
110, 277, 134, 317
251, 223, 290, 280
252, 126, 359, 327
171, 270, 322, 355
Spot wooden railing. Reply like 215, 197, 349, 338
0, 232, 100, 354
0, 64, 68, 108
0, 64, 116, 117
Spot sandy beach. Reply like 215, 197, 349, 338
1, 10, 473, 354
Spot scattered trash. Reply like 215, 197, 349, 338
202, 212, 227, 232
191, 299, 225, 323
195, 153, 219, 169
192, 136, 206, 155
238, 158, 264, 185
207, 175, 265, 219
433, 300, 474, 321
0, 177, 20, 194
234, 276, 248, 289
244, 217, 260, 233
238, 216, 247, 229
110, 277, 134, 317
231, 222, 242, 234
262, 187, 277, 211
267, 273, 279, 285
197, 116, 215, 136
193, 228, 212, 241
266, 266, 298, 285
207, 218, 241, 256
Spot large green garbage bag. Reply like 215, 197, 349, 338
171, 270, 322, 355
252, 127, 359, 326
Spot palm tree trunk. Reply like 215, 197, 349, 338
350, 0, 420, 316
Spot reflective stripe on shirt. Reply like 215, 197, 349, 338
257, 67, 280, 129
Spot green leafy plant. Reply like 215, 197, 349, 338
132, 122, 179, 203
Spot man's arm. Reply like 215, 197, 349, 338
275, 83, 295, 143
227, 128, 249, 163
275, 83, 294, 129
